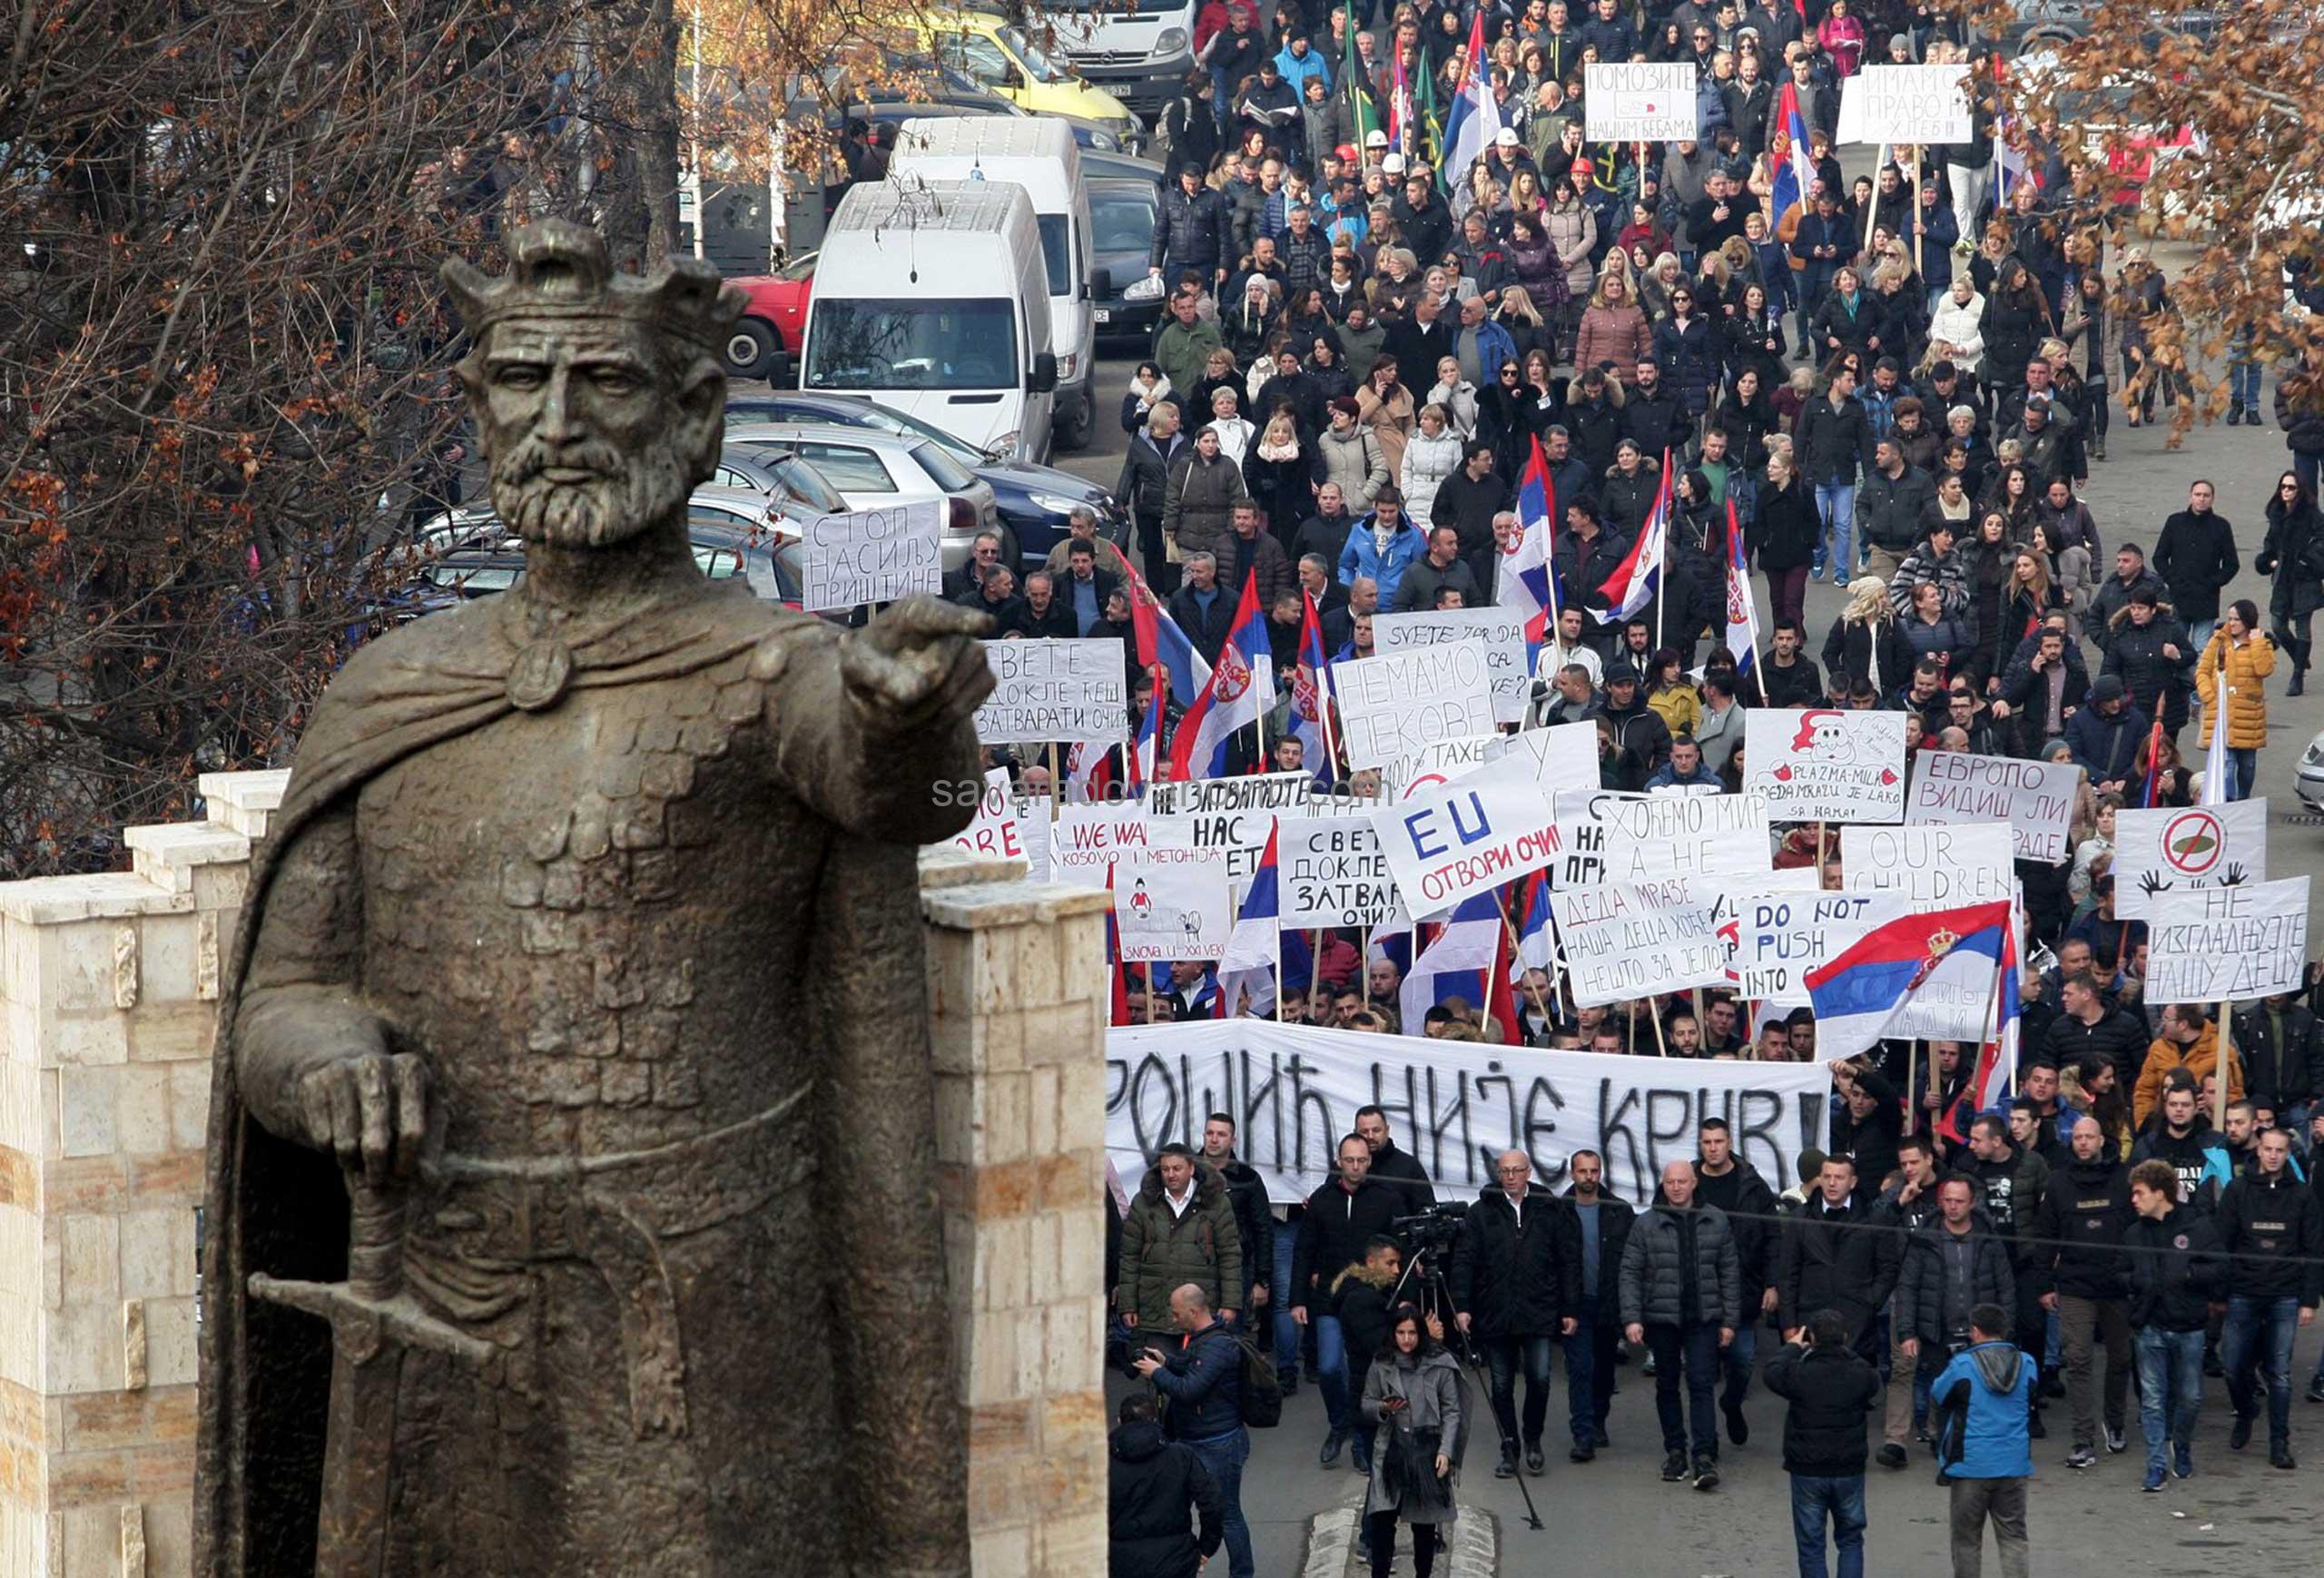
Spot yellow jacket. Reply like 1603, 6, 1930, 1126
1648, 682, 1702, 741
2132, 1021, 2243, 1129
2194, 628, 2276, 750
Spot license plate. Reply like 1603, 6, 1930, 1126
1094, 308, 1111, 323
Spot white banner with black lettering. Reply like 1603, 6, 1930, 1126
1841, 824, 2014, 905
1835, 63, 1974, 145
1719, 885, 1911, 1007
2112, 802, 2270, 921
1115, 846, 1233, 963
971, 639, 1128, 745
1550, 874, 1732, 1006
1106, 1021, 1829, 1207
1906, 751, 2082, 863
797, 498, 944, 610
1336, 643, 1497, 769
1373, 608, 1531, 724
1277, 815, 1400, 928
1552, 790, 1773, 885
1147, 772, 1316, 884
1584, 63, 1699, 142
2145, 876, 2309, 1005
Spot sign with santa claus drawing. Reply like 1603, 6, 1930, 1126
1741, 708, 1908, 824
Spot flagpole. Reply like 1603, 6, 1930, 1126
1907, 1037, 1920, 1134
1648, 1001, 1669, 1056
1048, 742, 1062, 820
2214, 1002, 2234, 1132
1910, 144, 1925, 277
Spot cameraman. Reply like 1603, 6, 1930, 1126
1452, 1150, 1581, 1479
1294, 1135, 1403, 1469
1332, 1236, 1412, 1479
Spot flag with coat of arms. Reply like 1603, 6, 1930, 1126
1168, 569, 1275, 781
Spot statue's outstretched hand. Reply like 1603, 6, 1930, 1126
841, 597, 995, 731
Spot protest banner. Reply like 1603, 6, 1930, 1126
1277, 815, 1399, 928
970, 639, 1128, 746
2112, 802, 2269, 921
1741, 708, 1907, 824
1147, 772, 1315, 883
1719, 885, 1909, 1007
1048, 805, 1207, 887
1551, 790, 1772, 886
1583, 63, 1699, 142
1384, 733, 1497, 801
2146, 877, 2309, 1005
1835, 63, 1974, 145
1336, 643, 1497, 769
1371, 760, 1560, 912
1373, 608, 1531, 724
1114, 847, 1233, 963
1551, 874, 1731, 1006
1906, 751, 2082, 863
1841, 824, 2014, 905
796, 497, 943, 610
1382, 722, 1597, 803
1017, 795, 1051, 880
943, 768, 1025, 865
1107, 1021, 1829, 1206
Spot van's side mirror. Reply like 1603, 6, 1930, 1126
1029, 351, 1059, 393
1088, 267, 1113, 301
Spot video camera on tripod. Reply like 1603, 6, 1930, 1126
1389, 1202, 1470, 1257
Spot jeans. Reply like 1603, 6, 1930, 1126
1815, 482, 1856, 575
1720, 1320, 1758, 1412
2058, 1295, 2131, 1447
2133, 1325, 2203, 1475
2221, 1293, 2301, 1445
1790, 1473, 1868, 1578
1364, 1511, 1439, 1578
2295, 451, 2321, 498
1947, 1475, 2029, 1578
2229, 355, 2262, 413
1315, 1313, 1352, 1433
1563, 1298, 1619, 1444
1271, 1226, 1300, 1384
1184, 1426, 1256, 1578
2185, 617, 2217, 654
1646, 1320, 1722, 1458
2221, 747, 2257, 803
2083, 376, 2111, 442
1484, 1333, 1556, 1450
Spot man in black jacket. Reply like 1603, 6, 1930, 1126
1561, 1150, 1634, 1461
1353, 1104, 1436, 1214
1149, 163, 1233, 287
1765, 1311, 1881, 1578
2033, 1117, 2134, 1466
1620, 356, 1695, 463
2041, 971, 2151, 1086
1132, 1285, 1250, 1578
1598, 666, 1673, 787
1798, 365, 1876, 583
1693, 1119, 1778, 1449
1291, 1135, 1403, 1465
2152, 480, 2240, 651
1201, 1113, 1275, 1333
2216, 1128, 2324, 1469
1777, 1154, 1902, 1361
1452, 1151, 1581, 1478
1108, 1392, 1223, 1578
2231, 992, 2324, 1126
1827, 1057, 1903, 1194
2123, 1158, 2225, 1487
1761, 619, 1826, 707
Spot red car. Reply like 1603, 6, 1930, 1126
723, 251, 817, 380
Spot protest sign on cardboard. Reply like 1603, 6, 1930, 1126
797, 497, 944, 610
1115, 847, 1233, 962
944, 768, 1025, 865
1584, 63, 1699, 141
1741, 708, 1906, 824
1147, 772, 1315, 883
1552, 790, 1772, 885
1835, 63, 1974, 145
1373, 607, 1531, 724
1372, 758, 1561, 912
2112, 802, 2269, 921
1906, 750, 2081, 863
971, 639, 1128, 746
1336, 643, 1497, 769
1277, 815, 1400, 928
1841, 823, 2015, 906
2145, 877, 2309, 1005
1550, 875, 1732, 1006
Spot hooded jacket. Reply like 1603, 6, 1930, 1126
2132, 1022, 2243, 1129
2127, 1119, 2233, 1212
1764, 1339, 1883, 1478
1451, 1184, 1581, 1339
1332, 1258, 1408, 1363
1933, 1341, 2034, 1480
2216, 1164, 2324, 1305
2030, 1156, 2132, 1301
2122, 1205, 2226, 1331
1108, 1417, 1224, 1578
1894, 1216, 2017, 1350
2195, 627, 2277, 752
1119, 1162, 1246, 1328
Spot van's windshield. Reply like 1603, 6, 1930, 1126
806, 300, 1020, 391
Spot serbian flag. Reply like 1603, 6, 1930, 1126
1168, 570, 1276, 781
1593, 455, 1669, 625
1769, 80, 1815, 221
1440, 5, 1500, 186
1065, 741, 1118, 804
1510, 870, 1554, 980
1721, 497, 1758, 676
1288, 592, 1336, 788
2137, 689, 2165, 808
1388, 48, 1414, 154
1805, 901, 2013, 1057
1398, 888, 1503, 1034
1502, 437, 1559, 645
1219, 824, 1283, 1016
1133, 675, 1165, 788
1125, 557, 1211, 710
1993, 55, 2032, 205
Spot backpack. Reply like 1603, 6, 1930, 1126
1233, 1331, 1283, 1427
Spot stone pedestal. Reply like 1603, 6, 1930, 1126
0, 779, 1109, 1577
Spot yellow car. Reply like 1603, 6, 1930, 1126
905, 11, 1136, 139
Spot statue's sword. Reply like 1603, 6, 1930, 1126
251, 1175, 495, 1576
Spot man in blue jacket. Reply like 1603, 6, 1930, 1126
1934, 1304, 2034, 1578
1135, 1283, 1253, 1578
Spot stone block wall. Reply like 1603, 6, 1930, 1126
919, 849, 1113, 1578
0, 770, 283, 1577
0, 784, 1109, 1577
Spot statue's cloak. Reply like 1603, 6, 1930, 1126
190, 586, 926, 1573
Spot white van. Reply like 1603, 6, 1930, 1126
1031, 0, 1197, 125
888, 116, 1103, 452
800, 180, 1059, 464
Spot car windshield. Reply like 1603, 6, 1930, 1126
763, 454, 849, 513
909, 440, 979, 491
1091, 192, 1154, 253
805, 299, 1019, 391
1036, 212, 1071, 297
999, 25, 1069, 81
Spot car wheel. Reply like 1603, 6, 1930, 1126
1055, 398, 1094, 453
724, 320, 781, 381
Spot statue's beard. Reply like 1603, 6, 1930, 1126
489, 434, 687, 548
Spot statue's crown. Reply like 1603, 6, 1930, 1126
440, 220, 740, 352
